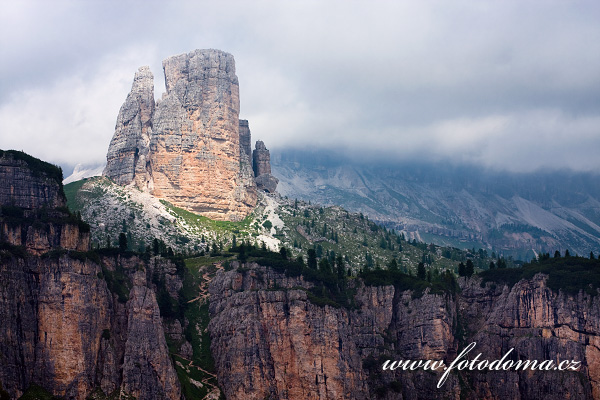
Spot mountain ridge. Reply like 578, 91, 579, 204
272, 148, 600, 258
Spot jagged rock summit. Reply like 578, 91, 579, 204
103, 49, 277, 221
253, 140, 279, 193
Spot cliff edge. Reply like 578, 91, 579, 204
0, 150, 181, 400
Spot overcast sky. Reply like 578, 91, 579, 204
1, 0, 599, 174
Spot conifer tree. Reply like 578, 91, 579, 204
466, 259, 474, 277
458, 262, 466, 276
119, 232, 127, 251
417, 262, 426, 280
307, 249, 317, 269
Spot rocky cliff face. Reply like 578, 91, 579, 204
149, 49, 256, 221
252, 140, 278, 193
272, 150, 600, 258
0, 150, 65, 211
239, 119, 252, 160
208, 263, 599, 399
0, 151, 181, 399
460, 275, 600, 399
103, 66, 155, 188
103, 49, 273, 221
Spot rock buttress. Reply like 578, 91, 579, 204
103, 66, 155, 187
104, 50, 261, 221
208, 263, 600, 399
0, 151, 181, 400
148, 49, 257, 221
252, 140, 278, 193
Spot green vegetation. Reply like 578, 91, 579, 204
64, 178, 89, 212
360, 268, 458, 298
479, 255, 600, 296
0, 383, 9, 400
161, 255, 225, 399
0, 204, 90, 234
0, 242, 28, 260
18, 384, 60, 400
85, 387, 136, 400
101, 261, 132, 303
231, 243, 357, 308
65, 177, 501, 279
275, 199, 517, 282
161, 200, 254, 234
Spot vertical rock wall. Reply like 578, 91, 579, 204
239, 119, 252, 160
103, 67, 155, 187
103, 49, 260, 221
0, 151, 65, 211
0, 151, 181, 400
208, 263, 600, 399
252, 140, 279, 193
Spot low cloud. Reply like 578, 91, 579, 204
1, 0, 599, 174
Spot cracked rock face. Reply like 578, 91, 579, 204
103, 66, 155, 187
0, 152, 65, 210
103, 49, 258, 221
208, 264, 600, 399
252, 140, 278, 193
239, 119, 252, 160
0, 153, 181, 400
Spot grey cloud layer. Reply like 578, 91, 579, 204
1, 0, 599, 173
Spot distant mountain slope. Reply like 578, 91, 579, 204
272, 149, 600, 259
64, 176, 498, 275
62, 163, 104, 184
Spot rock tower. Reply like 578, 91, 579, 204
104, 49, 277, 221
253, 140, 279, 193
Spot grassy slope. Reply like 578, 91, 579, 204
64, 177, 508, 276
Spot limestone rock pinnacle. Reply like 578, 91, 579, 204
103, 66, 155, 187
239, 120, 252, 160
103, 50, 263, 221
252, 140, 278, 193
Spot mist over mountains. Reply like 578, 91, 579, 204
272, 148, 600, 259
62, 146, 600, 260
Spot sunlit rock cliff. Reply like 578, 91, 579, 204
103, 49, 277, 221
0, 150, 181, 399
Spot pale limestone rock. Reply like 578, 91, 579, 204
252, 140, 278, 193
103, 66, 155, 187
209, 263, 600, 399
103, 50, 260, 221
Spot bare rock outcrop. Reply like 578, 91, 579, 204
149, 49, 256, 220
239, 119, 252, 159
0, 150, 65, 211
103, 49, 266, 221
209, 263, 457, 399
103, 66, 155, 187
0, 151, 181, 400
460, 275, 600, 399
252, 140, 278, 193
208, 263, 599, 399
